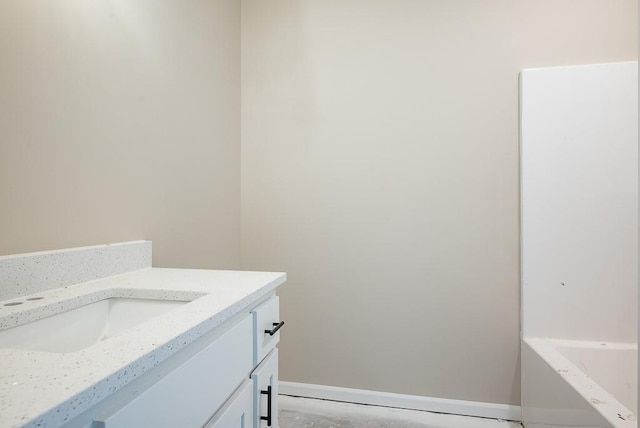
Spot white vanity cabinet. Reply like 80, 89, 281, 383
251, 296, 282, 428
80, 295, 282, 428
252, 349, 279, 428
204, 380, 254, 428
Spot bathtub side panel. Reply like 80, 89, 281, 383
522, 342, 612, 428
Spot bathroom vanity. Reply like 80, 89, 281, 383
0, 242, 286, 428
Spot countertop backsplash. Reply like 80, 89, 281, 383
0, 241, 152, 301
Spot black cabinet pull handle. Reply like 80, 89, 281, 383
260, 385, 272, 426
265, 321, 284, 336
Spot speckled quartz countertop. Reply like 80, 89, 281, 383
0, 267, 286, 428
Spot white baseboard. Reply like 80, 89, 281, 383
278, 381, 522, 422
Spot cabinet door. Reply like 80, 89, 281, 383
204, 380, 254, 428
251, 348, 278, 428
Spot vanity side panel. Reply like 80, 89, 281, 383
93, 314, 253, 428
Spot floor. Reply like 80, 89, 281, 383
279, 395, 523, 428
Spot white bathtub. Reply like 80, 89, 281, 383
522, 338, 637, 428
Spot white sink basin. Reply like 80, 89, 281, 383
0, 298, 188, 353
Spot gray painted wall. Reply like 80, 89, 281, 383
240, 0, 638, 405
0, 0, 241, 269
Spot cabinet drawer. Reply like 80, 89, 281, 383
93, 314, 253, 428
252, 296, 282, 365
204, 379, 254, 428
251, 348, 279, 428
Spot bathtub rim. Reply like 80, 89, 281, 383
524, 337, 637, 428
